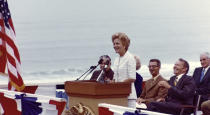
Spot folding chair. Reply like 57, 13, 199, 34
180, 95, 201, 115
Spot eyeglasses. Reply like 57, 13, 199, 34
148, 65, 158, 68
200, 58, 207, 61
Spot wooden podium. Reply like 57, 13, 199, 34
65, 81, 131, 115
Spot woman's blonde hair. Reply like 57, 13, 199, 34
112, 32, 130, 51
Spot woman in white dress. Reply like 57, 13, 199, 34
111, 32, 137, 108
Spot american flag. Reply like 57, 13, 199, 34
0, 0, 25, 91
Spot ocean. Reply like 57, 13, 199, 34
2, 0, 210, 84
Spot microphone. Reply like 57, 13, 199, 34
76, 59, 102, 81
76, 57, 107, 81
98, 58, 103, 64
89, 59, 103, 76
104, 65, 108, 69
90, 66, 97, 69
103, 60, 110, 70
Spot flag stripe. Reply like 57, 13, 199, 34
8, 71, 24, 87
7, 61, 17, 76
8, 18, 15, 34
0, 37, 6, 72
4, 32, 20, 62
6, 42, 16, 60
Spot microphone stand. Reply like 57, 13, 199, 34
82, 65, 97, 80
96, 69, 104, 83
75, 64, 99, 81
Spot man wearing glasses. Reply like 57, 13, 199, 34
136, 59, 167, 107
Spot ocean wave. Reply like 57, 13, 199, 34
24, 68, 85, 76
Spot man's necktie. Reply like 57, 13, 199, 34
174, 77, 178, 86
200, 68, 205, 82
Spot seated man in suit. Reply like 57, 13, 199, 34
192, 52, 210, 105
136, 59, 167, 106
147, 58, 196, 115
134, 55, 143, 98
90, 55, 114, 83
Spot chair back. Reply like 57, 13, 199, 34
180, 95, 201, 115
195, 95, 201, 113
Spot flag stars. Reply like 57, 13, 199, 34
0, 0, 11, 28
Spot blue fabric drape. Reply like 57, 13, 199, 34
15, 94, 42, 115
123, 110, 148, 115
135, 73, 143, 97
56, 91, 69, 109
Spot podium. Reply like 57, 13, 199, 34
65, 81, 131, 115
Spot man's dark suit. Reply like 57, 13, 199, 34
147, 74, 196, 115
134, 72, 143, 98
192, 67, 210, 103
90, 69, 114, 82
